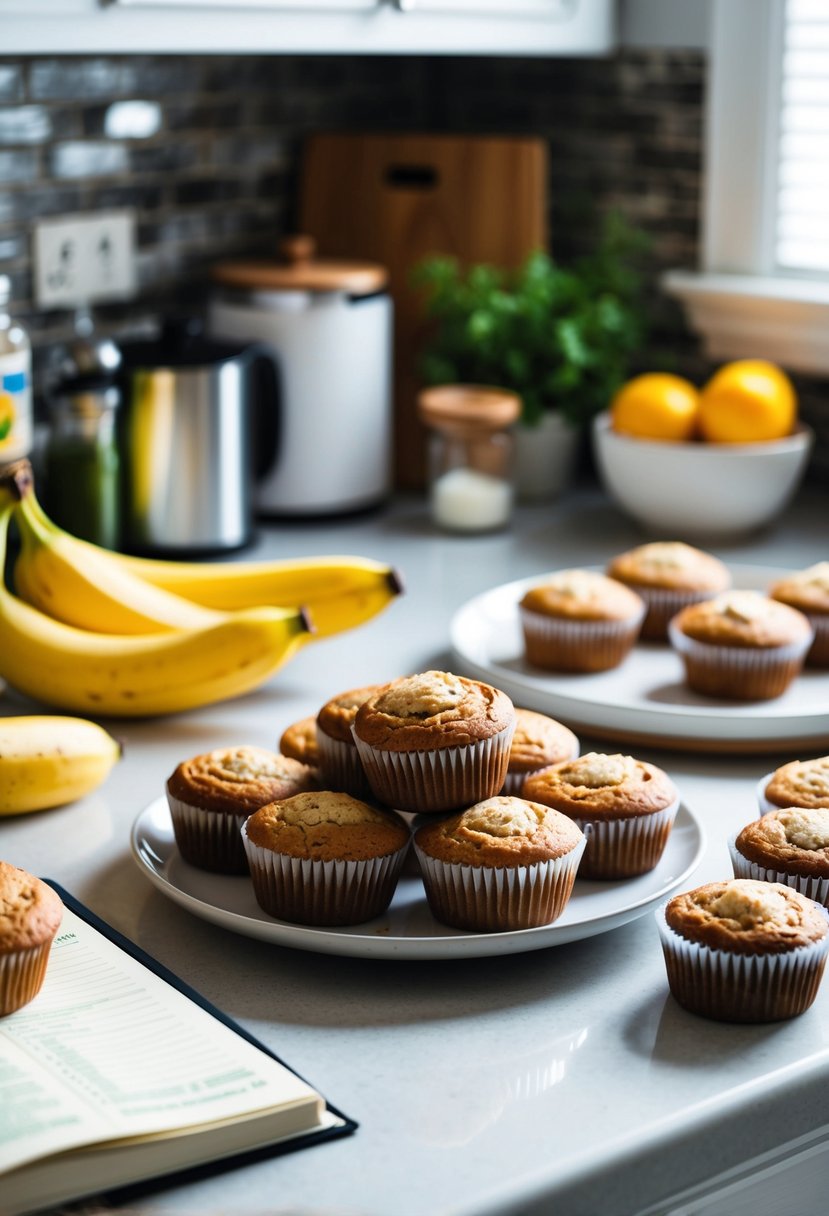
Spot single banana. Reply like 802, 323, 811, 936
111, 552, 405, 639
0, 715, 121, 814
0, 500, 313, 718
13, 483, 222, 635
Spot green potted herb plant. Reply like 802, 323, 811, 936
414, 212, 648, 500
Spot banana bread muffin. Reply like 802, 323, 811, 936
279, 716, 321, 770
352, 670, 515, 813
524, 751, 679, 879
668, 590, 813, 700
657, 878, 829, 1022
242, 791, 410, 926
606, 541, 730, 641
316, 684, 383, 798
730, 807, 829, 908
519, 569, 645, 673
769, 562, 829, 667
414, 796, 586, 932
167, 745, 318, 874
501, 708, 579, 796
0, 862, 64, 1015
759, 755, 829, 815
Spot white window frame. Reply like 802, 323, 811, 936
664, 0, 829, 375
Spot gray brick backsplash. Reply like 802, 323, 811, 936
0, 105, 52, 144
50, 140, 130, 179
0, 47, 825, 476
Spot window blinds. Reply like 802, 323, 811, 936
776, 0, 829, 273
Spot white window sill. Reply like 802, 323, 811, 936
663, 271, 829, 377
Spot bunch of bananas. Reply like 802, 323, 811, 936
0, 459, 403, 721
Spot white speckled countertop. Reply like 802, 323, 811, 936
4, 483, 829, 1216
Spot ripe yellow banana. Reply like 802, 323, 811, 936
0, 499, 313, 718
0, 715, 121, 814
112, 552, 405, 639
13, 485, 222, 635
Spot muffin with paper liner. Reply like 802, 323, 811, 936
729, 807, 829, 908
315, 684, 384, 799
166, 745, 318, 874
519, 569, 645, 673
758, 754, 829, 816
352, 670, 515, 814
524, 751, 679, 880
657, 878, 829, 1023
0, 862, 63, 1016
501, 708, 579, 797
414, 796, 586, 933
606, 540, 730, 641
279, 716, 321, 771
769, 562, 829, 666
242, 791, 410, 926
668, 590, 813, 700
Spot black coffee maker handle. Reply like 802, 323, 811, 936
245, 344, 281, 484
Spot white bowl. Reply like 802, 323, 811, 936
592, 412, 814, 539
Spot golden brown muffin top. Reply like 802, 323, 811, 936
414, 796, 584, 869
770, 563, 829, 614
167, 746, 317, 816
766, 756, 829, 810
665, 879, 828, 955
524, 752, 677, 820
672, 591, 813, 649
736, 808, 829, 878
316, 684, 384, 744
507, 708, 579, 775
607, 541, 731, 593
279, 716, 321, 767
520, 569, 644, 623
353, 670, 514, 753
0, 862, 63, 952
245, 791, 409, 862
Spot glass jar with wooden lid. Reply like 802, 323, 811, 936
417, 385, 521, 533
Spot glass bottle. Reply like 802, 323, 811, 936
417, 385, 521, 533
0, 274, 33, 462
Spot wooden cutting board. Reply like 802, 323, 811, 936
300, 133, 548, 489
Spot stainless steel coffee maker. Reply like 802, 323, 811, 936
118, 320, 276, 555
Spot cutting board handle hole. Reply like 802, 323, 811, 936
384, 164, 439, 190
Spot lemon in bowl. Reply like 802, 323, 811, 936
698, 360, 797, 443
610, 372, 700, 442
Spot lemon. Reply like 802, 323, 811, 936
698, 360, 797, 443
610, 373, 700, 442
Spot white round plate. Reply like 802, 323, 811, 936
450, 565, 829, 752
130, 796, 704, 961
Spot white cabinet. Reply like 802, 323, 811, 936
0, 0, 615, 55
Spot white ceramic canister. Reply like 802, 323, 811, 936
209, 236, 392, 517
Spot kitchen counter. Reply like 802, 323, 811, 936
4, 482, 829, 1216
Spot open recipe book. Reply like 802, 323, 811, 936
0, 886, 353, 1216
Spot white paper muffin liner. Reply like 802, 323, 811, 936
166, 787, 250, 875
655, 899, 829, 1022
315, 728, 373, 799
667, 620, 813, 700
241, 820, 410, 926
520, 604, 645, 673
756, 772, 777, 816
352, 719, 516, 814
568, 797, 679, 880
626, 585, 722, 642
414, 833, 586, 932
728, 833, 829, 908
0, 941, 53, 1015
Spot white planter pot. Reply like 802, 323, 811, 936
514, 412, 581, 502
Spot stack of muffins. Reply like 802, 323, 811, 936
658, 750, 829, 1024
165, 669, 682, 935
518, 541, 823, 700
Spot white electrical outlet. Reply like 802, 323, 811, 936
33, 210, 137, 309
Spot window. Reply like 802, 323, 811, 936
664, 0, 829, 375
